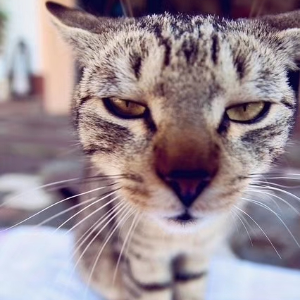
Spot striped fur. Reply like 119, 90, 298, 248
47, 2, 300, 299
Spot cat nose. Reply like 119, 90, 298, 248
157, 169, 213, 208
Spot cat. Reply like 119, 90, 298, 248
46, 2, 299, 299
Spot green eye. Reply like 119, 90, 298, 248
226, 102, 270, 123
104, 98, 147, 119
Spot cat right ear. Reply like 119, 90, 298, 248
46, 1, 110, 64
257, 10, 300, 30
255, 11, 300, 66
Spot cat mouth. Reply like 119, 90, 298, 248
168, 212, 197, 225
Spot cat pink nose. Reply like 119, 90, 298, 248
157, 169, 213, 208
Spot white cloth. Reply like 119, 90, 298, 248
0, 227, 299, 300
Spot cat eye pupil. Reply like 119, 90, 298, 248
226, 101, 270, 124
103, 97, 147, 119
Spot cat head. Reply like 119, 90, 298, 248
47, 2, 299, 231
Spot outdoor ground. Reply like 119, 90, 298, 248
0, 99, 82, 228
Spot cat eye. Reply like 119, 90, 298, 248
103, 98, 147, 119
226, 102, 270, 123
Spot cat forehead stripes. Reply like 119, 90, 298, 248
46, 2, 300, 84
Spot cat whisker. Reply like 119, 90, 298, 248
0, 184, 118, 233
84, 204, 134, 298
0, 177, 81, 210
73, 201, 126, 257
262, 177, 300, 181
239, 213, 254, 235
246, 186, 282, 212
17, 191, 122, 275
31, 189, 119, 228
233, 205, 282, 258
251, 180, 300, 189
113, 212, 139, 284
229, 211, 241, 234
231, 210, 253, 246
55, 191, 121, 232
233, 209, 256, 235
250, 173, 300, 180
256, 185, 300, 203
62, 202, 129, 299
61, 193, 122, 235
33, 176, 122, 194
242, 197, 300, 248
0, 174, 122, 210
246, 188, 300, 216
85, 174, 125, 180
242, 197, 278, 214
11, 195, 120, 292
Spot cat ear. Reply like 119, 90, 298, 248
258, 10, 300, 30
46, 1, 103, 33
46, 1, 114, 64
256, 11, 300, 68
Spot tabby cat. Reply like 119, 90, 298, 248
47, 2, 299, 299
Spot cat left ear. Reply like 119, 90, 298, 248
46, 1, 103, 33
46, 1, 115, 64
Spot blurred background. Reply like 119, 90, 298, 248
0, 0, 300, 273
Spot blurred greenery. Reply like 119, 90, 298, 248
0, 6, 6, 47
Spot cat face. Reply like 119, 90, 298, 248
47, 2, 299, 230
